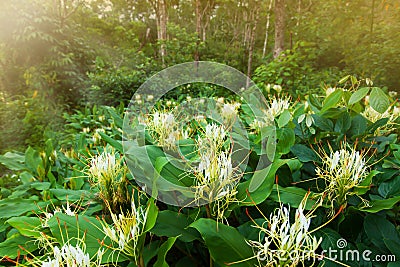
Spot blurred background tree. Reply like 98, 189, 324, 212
0, 0, 399, 152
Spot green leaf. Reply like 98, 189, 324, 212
338, 75, 350, 84
0, 233, 37, 258
360, 196, 400, 213
348, 115, 368, 136
47, 213, 120, 263
0, 151, 25, 171
240, 159, 291, 204
354, 170, 380, 195
290, 144, 318, 162
6, 216, 41, 238
151, 210, 200, 242
153, 237, 177, 267
312, 114, 333, 131
276, 127, 295, 155
321, 89, 342, 112
334, 112, 351, 133
269, 186, 320, 210
248, 164, 271, 193
348, 87, 369, 105
370, 87, 390, 114
25, 146, 42, 174
277, 109, 292, 128
98, 132, 123, 152
50, 189, 94, 201
364, 214, 400, 257
0, 198, 48, 219
144, 199, 158, 233
190, 218, 256, 267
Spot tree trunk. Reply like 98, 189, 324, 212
262, 0, 274, 58
195, 0, 201, 61
159, 0, 167, 67
273, 0, 285, 58
246, 3, 260, 87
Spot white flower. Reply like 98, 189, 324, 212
101, 198, 149, 262
221, 102, 240, 123
147, 111, 184, 149
250, 95, 291, 132
325, 87, 336, 96
316, 145, 370, 214
89, 152, 117, 180
193, 123, 241, 222
42, 244, 91, 267
249, 200, 322, 266
135, 94, 141, 100
146, 94, 154, 101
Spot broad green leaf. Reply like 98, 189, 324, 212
143, 240, 161, 267
6, 216, 41, 238
151, 210, 200, 242
321, 89, 342, 112
98, 132, 123, 152
348, 114, 368, 136
144, 199, 158, 233
47, 213, 120, 263
248, 164, 271, 193
348, 87, 369, 105
0, 151, 25, 171
277, 109, 292, 128
190, 218, 256, 267
50, 189, 94, 201
312, 114, 333, 131
364, 214, 400, 258
25, 147, 42, 174
269, 186, 320, 210
370, 87, 390, 114
354, 170, 380, 195
240, 159, 291, 204
360, 196, 400, 213
276, 127, 295, 155
0, 233, 37, 258
334, 112, 351, 133
153, 237, 178, 267
0, 198, 48, 219
290, 144, 319, 162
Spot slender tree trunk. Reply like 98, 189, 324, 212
273, 0, 285, 58
159, 0, 167, 67
262, 0, 273, 58
246, 3, 260, 87
195, 0, 201, 61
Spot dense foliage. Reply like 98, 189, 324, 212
1, 76, 400, 266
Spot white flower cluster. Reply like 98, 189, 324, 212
41, 244, 92, 267
101, 199, 148, 261
249, 202, 321, 266
89, 152, 118, 181
194, 123, 240, 221
220, 102, 240, 125
326, 149, 367, 184
250, 96, 291, 131
147, 111, 184, 149
41, 202, 76, 228
316, 146, 370, 213
362, 105, 399, 135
